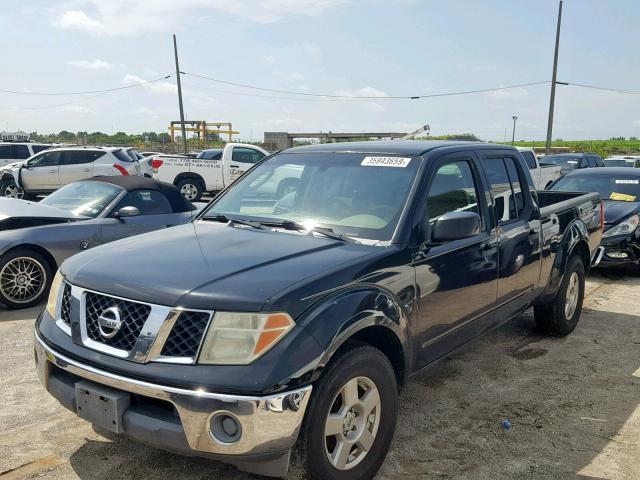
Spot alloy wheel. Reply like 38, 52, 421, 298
0, 257, 47, 304
565, 271, 580, 319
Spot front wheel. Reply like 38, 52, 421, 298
302, 344, 398, 480
534, 254, 585, 336
1, 179, 25, 199
0, 249, 53, 309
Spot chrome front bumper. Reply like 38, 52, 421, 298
34, 331, 311, 473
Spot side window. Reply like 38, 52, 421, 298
593, 156, 605, 167
521, 151, 537, 169
483, 157, 525, 222
0, 145, 12, 159
13, 145, 31, 159
31, 145, 51, 154
232, 147, 266, 164
115, 190, 173, 215
62, 151, 105, 165
426, 160, 480, 223
578, 157, 589, 168
27, 151, 61, 168
586, 157, 596, 168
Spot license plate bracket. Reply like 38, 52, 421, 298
75, 380, 130, 433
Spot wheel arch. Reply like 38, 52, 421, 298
173, 173, 206, 189
1, 243, 58, 273
298, 286, 412, 390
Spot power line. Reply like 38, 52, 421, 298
0, 74, 174, 96
183, 71, 550, 100
562, 81, 640, 96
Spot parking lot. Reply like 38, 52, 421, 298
1, 268, 638, 480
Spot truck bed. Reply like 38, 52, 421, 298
537, 190, 600, 218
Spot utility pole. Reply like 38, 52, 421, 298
512, 116, 518, 145
545, 0, 563, 155
173, 34, 188, 155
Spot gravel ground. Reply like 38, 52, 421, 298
1, 269, 639, 480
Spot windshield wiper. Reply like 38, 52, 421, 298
204, 214, 267, 230
263, 219, 356, 242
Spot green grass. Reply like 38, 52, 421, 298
500, 139, 640, 157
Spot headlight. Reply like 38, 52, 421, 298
198, 312, 294, 365
603, 214, 640, 238
46, 270, 64, 319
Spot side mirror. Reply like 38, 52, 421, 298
431, 211, 481, 242
115, 206, 140, 219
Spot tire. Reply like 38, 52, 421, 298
534, 254, 585, 336
302, 344, 398, 480
176, 178, 204, 202
1, 179, 25, 199
0, 249, 53, 309
276, 178, 299, 199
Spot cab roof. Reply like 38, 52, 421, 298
282, 140, 506, 156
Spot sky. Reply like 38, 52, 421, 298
0, 0, 639, 142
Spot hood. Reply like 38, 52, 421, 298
0, 197, 86, 230
62, 221, 382, 313
0, 161, 25, 171
602, 199, 640, 227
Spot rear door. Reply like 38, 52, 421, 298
480, 152, 541, 309
223, 146, 266, 187
100, 189, 180, 242
59, 151, 104, 184
21, 150, 62, 191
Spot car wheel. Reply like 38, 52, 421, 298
302, 344, 398, 480
176, 178, 204, 202
0, 249, 53, 309
276, 179, 299, 199
534, 254, 585, 336
1, 180, 25, 199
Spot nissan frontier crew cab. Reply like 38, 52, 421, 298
35, 141, 603, 479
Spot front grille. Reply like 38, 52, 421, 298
160, 311, 211, 358
60, 284, 72, 326
85, 292, 151, 351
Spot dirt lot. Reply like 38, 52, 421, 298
1, 269, 639, 480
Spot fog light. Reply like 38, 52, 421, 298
210, 412, 242, 445
607, 251, 629, 259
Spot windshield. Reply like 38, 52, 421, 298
550, 174, 640, 202
604, 159, 632, 168
202, 152, 421, 241
544, 155, 582, 171
40, 181, 123, 217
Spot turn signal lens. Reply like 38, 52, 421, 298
46, 270, 64, 319
198, 312, 294, 365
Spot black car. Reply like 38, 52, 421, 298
549, 167, 640, 268
35, 141, 602, 479
543, 152, 605, 175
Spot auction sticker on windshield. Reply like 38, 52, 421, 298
610, 192, 637, 201
615, 179, 639, 184
361, 156, 412, 167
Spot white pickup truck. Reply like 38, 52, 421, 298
517, 147, 562, 189
151, 143, 277, 201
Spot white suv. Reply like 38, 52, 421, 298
0, 146, 142, 199
0, 142, 55, 167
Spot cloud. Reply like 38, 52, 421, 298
67, 59, 112, 70
54, 0, 349, 35
57, 10, 103, 32
122, 74, 177, 94
63, 105, 95, 114
484, 86, 528, 100
333, 86, 388, 112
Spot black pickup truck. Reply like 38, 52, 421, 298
35, 141, 603, 479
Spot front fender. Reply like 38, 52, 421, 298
1, 169, 19, 186
538, 219, 589, 303
296, 285, 413, 383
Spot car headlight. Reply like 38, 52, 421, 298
603, 214, 640, 238
46, 270, 64, 319
198, 312, 294, 365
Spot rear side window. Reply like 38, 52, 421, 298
231, 147, 266, 164
0, 145, 13, 159
114, 189, 173, 215
13, 145, 31, 159
520, 151, 537, 169
593, 156, 605, 167
112, 149, 133, 163
426, 160, 480, 221
483, 157, 525, 222
31, 145, 52, 154
197, 149, 223, 160
62, 151, 106, 165
587, 157, 596, 168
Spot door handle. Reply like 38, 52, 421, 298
230, 164, 239, 168
83, 169, 90, 172
49, 170, 57, 173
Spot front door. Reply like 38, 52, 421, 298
480, 154, 541, 309
21, 150, 62, 191
414, 155, 499, 367
223, 147, 265, 187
